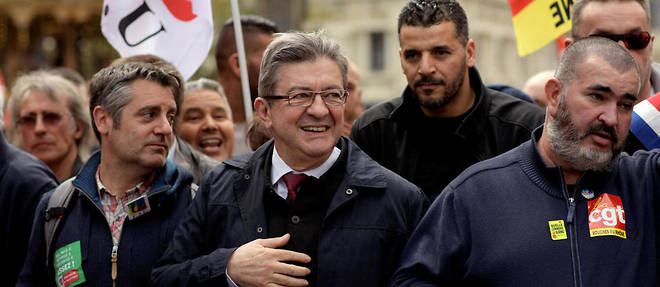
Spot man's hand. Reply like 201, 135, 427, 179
227, 233, 311, 287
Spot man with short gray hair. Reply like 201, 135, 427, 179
392, 37, 660, 286
152, 31, 428, 287
571, 0, 655, 100
18, 62, 195, 286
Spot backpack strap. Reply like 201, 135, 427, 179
44, 178, 76, 267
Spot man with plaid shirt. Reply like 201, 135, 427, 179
17, 61, 195, 287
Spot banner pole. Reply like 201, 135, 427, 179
230, 0, 253, 122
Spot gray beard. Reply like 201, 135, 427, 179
546, 98, 620, 172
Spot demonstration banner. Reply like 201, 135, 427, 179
508, 0, 572, 57
630, 93, 660, 150
101, 0, 213, 80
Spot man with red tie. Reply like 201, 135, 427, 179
152, 31, 428, 287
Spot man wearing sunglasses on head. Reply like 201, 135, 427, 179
569, 0, 658, 153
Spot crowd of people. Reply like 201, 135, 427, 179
1, 0, 659, 286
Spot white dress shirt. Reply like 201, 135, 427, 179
226, 145, 341, 286
270, 145, 341, 199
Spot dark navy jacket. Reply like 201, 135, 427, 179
17, 151, 194, 287
0, 133, 58, 286
391, 128, 660, 286
151, 137, 429, 286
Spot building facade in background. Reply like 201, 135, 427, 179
1, 0, 658, 105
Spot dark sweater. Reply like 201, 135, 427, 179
265, 142, 348, 286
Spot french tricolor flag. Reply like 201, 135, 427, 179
630, 93, 660, 150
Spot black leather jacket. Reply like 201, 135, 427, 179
350, 68, 545, 201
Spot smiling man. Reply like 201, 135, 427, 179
152, 31, 428, 287
18, 62, 195, 287
350, 0, 545, 202
177, 78, 235, 162
392, 37, 660, 286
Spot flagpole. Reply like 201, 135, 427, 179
230, 0, 253, 122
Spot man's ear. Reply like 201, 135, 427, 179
465, 39, 476, 68
254, 97, 272, 129
228, 53, 241, 78
545, 78, 562, 117
73, 120, 84, 140
398, 47, 405, 73
93, 106, 111, 136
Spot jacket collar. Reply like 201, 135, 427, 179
391, 67, 491, 140
72, 151, 189, 206
226, 137, 388, 190
519, 126, 611, 200
340, 137, 387, 189
0, 132, 9, 169
224, 137, 390, 239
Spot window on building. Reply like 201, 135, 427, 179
370, 32, 385, 71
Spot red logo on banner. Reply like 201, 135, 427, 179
588, 193, 626, 238
163, 0, 197, 22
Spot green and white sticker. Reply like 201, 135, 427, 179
54, 241, 86, 287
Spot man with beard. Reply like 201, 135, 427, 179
391, 37, 660, 286
568, 0, 658, 154
350, 0, 545, 201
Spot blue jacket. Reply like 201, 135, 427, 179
151, 137, 429, 286
0, 133, 58, 286
391, 128, 660, 286
17, 151, 194, 287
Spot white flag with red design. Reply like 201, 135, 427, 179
101, 0, 213, 80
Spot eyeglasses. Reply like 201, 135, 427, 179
17, 112, 66, 128
263, 89, 348, 107
591, 32, 651, 50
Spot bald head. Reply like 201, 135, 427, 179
523, 70, 555, 108
556, 37, 640, 93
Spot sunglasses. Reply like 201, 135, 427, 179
591, 32, 651, 50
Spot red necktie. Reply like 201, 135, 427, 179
282, 173, 307, 202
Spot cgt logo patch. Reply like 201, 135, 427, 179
588, 193, 626, 239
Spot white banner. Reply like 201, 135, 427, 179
101, 0, 213, 80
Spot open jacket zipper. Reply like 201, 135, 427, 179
76, 185, 171, 287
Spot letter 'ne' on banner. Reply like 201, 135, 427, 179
508, 0, 573, 57
101, 0, 214, 80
